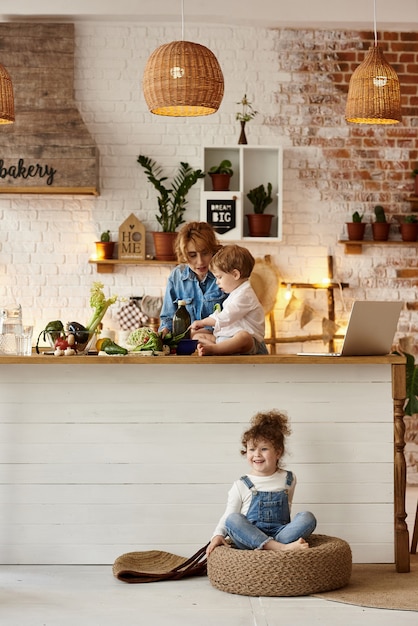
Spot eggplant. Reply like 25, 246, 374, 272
68, 322, 90, 345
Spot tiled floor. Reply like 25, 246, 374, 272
1, 487, 417, 626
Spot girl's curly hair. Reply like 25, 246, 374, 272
240, 410, 291, 466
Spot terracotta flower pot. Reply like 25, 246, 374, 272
372, 222, 391, 241
346, 222, 366, 241
152, 231, 178, 261
95, 241, 115, 260
246, 213, 273, 237
400, 222, 418, 242
209, 173, 232, 191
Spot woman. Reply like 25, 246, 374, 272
158, 222, 227, 338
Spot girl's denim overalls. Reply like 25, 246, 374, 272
225, 472, 317, 550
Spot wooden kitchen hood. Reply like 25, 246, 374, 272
0, 23, 99, 195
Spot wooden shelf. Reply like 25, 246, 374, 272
89, 258, 176, 274
407, 195, 418, 210
338, 239, 418, 255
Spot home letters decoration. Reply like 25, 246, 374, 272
206, 198, 236, 234
118, 214, 146, 260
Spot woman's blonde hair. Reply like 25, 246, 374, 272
240, 410, 291, 466
210, 244, 255, 279
174, 221, 221, 264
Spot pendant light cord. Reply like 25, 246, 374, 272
181, 0, 184, 41
373, 0, 378, 46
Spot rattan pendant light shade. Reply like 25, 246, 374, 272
0, 62, 14, 124
345, 45, 401, 124
142, 40, 224, 117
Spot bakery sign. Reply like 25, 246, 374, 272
0, 158, 57, 186
205, 197, 237, 235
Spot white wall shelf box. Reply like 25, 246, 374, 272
201, 146, 283, 242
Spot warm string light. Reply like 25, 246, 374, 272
284, 283, 292, 301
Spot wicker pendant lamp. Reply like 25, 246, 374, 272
142, 1, 224, 117
345, 0, 401, 125
0, 62, 14, 124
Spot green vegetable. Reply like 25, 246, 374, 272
213, 303, 221, 313
162, 327, 192, 347
35, 320, 65, 354
100, 338, 128, 355
85, 282, 118, 336
127, 327, 163, 352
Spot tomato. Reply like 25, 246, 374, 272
54, 337, 69, 350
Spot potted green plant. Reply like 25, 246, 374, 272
245, 182, 274, 237
95, 230, 115, 260
346, 211, 366, 241
400, 214, 418, 242
208, 159, 234, 191
236, 94, 258, 144
372, 205, 391, 241
411, 168, 418, 197
137, 155, 205, 260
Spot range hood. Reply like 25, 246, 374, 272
0, 22, 99, 195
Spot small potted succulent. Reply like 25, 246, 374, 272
400, 214, 418, 242
246, 182, 274, 237
346, 211, 366, 241
208, 159, 234, 191
372, 205, 391, 241
95, 230, 115, 260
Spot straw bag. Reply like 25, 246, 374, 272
113, 544, 208, 584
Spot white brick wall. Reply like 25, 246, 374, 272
0, 21, 415, 353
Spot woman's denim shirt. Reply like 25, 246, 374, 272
159, 264, 227, 332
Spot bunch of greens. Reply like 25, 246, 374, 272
86, 281, 118, 336
126, 326, 193, 353
127, 328, 164, 352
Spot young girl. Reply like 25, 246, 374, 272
206, 410, 317, 556
190, 244, 268, 356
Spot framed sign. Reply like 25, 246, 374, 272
200, 192, 242, 240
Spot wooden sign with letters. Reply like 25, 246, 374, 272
118, 213, 146, 260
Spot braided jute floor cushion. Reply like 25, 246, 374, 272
207, 534, 352, 596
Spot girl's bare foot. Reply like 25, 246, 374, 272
263, 538, 309, 552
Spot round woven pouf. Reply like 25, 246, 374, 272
207, 534, 352, 596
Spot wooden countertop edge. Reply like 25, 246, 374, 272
0, 353, 406, 365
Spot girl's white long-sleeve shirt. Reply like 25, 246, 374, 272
211, 470, 297, 539
211, 281, 265, 342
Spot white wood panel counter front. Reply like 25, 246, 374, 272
0, 354, 409, 572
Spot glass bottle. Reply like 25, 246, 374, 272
172, 300, 191, 338
0, 304, 23, 354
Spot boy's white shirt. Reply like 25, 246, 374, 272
211, 280, 265, 342
211, 469, 297, 539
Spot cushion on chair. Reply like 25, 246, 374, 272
207, 534, 352, 596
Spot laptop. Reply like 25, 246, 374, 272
298, 301, 402, 356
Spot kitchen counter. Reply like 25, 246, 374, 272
0, 353, 409, 572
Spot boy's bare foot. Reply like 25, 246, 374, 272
263, 538, 309, 552
197, 343, 217, 356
